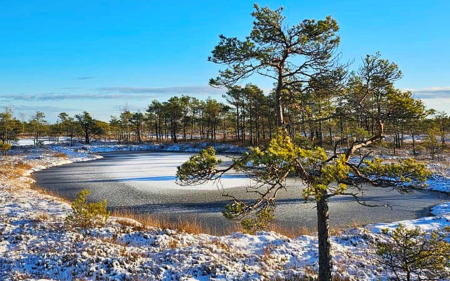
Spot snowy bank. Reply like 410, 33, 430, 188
426, 161, 450, 193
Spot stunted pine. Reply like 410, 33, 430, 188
377, 224, 450, 281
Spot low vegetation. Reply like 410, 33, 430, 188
0, 140, 11, 156
53, 152, 68, 159
65, 189, 110, 228
0, 161, 33, 179
377, 224, 450, 281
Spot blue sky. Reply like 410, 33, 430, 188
1, 0, 449, 122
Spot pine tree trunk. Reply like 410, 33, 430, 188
329, 127, 333, 147
191, 114, 194, 140
275, 76, 284, 127
317, 194, 332, 281
319, 121, 324, 147
236, 107, 240, 142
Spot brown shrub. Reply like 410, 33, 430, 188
54, 152, 68, 159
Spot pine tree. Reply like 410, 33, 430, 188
75, 111, 95, 144
176, 54, 431, 281
377, 224, 450, 280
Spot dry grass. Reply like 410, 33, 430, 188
168, 239, 179, 249
99, 233, 123, 246
266, 224, 313, 238
0, 163, 13, 177
115, 217, 142, 228
110, 209, 321, 237
210, 239, 231, 251
35, 212, 50, 221
30, 185, 72, 204
15, 161, 33, 170
111, 209, 213, 235
0, 161, 33, 178
262, 243, 276, 262
53, 152, 68, 159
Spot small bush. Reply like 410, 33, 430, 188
35, 212, 50, 222
377, 224, 450, 281
54, 152, 68, 159
15, 161, 32, 170
424, 130, 444, 160
66, 189, 110, 228
0, 140, 11, 156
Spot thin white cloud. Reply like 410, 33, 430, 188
408, 87, 450, 99
400, 87, 450, 114
7, 104, 75, 112
0, 93, 156, 101
0, 86, 226, 101
97, 86, 225, 95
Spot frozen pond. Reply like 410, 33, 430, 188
34, 151, 450, 233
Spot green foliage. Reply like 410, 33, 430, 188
209, 4, 342, 127
222, 201, 246, 220
387, 90, 427, 120
223, 201, 275, 233
75, 111, 95, 144
176, 147, 223, 185
0, 140, 11, 156
65, 189, 110, 228
242, 130, 349, 200
424, 129, 444, 160
377, 224, 450, 280
241, 208, 275, 233
28, 111, 48, 146
361, 157, 431, 187
227, 129, 351, 230
236, 129, 300, 177
92, 120, 110, 139
0, 107, 20, 143
347, 127, 370, 142
293, 135, 314, 149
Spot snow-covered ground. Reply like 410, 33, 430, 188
1, 144, 450, 280
76, 142, 247, 154
13, 139, 247, 154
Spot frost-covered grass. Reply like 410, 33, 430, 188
1, 144, 450, 280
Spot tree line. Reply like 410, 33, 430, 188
0, 83, 448, 155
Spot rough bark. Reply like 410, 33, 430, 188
317, 193, 332, 281
84, 130, 89, 144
